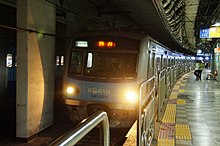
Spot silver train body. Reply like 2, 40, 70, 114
63, 30, 194, 128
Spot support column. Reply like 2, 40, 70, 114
16, 0, 55, 138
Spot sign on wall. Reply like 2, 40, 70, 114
200, 26, 220, 38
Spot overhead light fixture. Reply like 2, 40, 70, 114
197, 49, 202, 54
211, 16, 220, 27
211, 22, 220, 27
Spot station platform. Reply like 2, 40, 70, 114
124, 69, 220, 146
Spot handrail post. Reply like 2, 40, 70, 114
100, 116, 110, 146
49, 111, 110, 146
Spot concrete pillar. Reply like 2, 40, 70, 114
16, 0, 55, 138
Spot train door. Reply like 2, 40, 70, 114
138, 49, 156, 146
176, 58, 180, 78
155, 54, 161, 98
147, 51, 156, 117
166, 57, 171, 98
173, 57, 177, 82
147, 51, 155, 79
158, 55, 166, 120
163, 56, 168, 95
170, 57, 175, 86
177, 58, 183, 79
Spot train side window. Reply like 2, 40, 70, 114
168, 58, 171, 66
164, 57, 167, 69
147, 52, 155, 78
156, 56, 161, 73
147, 52, 151, 78
6, 54, 13, 68
86, 53, 93, 68
161, 55, 163, 69
152, 53, 155, 75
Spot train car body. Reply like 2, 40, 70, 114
63, 30, 194, 131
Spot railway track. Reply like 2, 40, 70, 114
74, 127, 131, 146
49, 113, 134, 146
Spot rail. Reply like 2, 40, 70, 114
50, 111, 110, 146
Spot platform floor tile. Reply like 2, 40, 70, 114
158, 70, 220, 146
177, 99, 186, 105
175, 124, 191, 140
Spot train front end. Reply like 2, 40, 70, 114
64, 32, 141, 127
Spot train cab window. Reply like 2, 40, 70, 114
6, 54, 13, 68
84, 52, 137, 79
68, 51, 84, 75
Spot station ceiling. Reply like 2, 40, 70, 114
0, 0, 220, 55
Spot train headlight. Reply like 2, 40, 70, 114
67, 87, 74, 94
66, 85, 80, 96
125, 91, 138, 104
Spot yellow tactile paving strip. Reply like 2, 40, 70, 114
170, 92, 178, 99
179, 89, 186, 93
175, 124, 192, 140
177, 99, 186, 105
157, 139, 175, 146
162, 104, 176, 124
158, 76, 192, 146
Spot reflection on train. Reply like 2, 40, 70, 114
63, 30, 194, 144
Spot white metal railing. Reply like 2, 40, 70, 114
50, 111, 110, 146
137, 76, 155, 146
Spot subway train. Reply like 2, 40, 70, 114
62, 30, 195, 132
